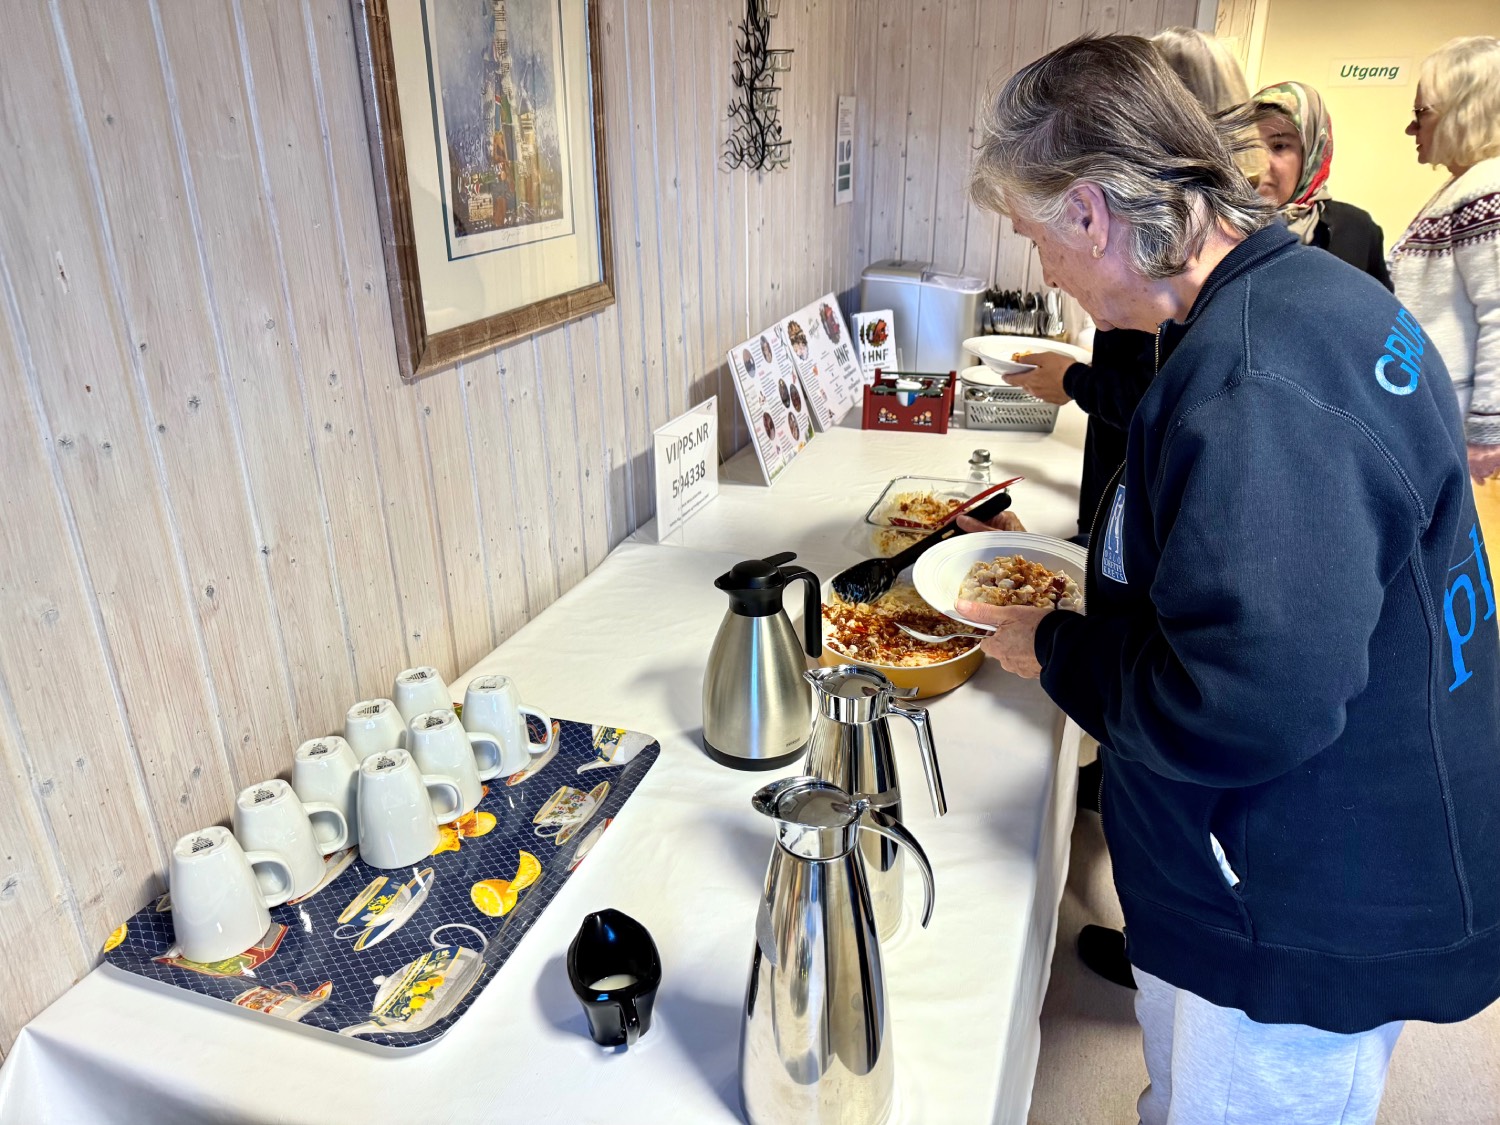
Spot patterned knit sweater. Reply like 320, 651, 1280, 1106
1389, 157, 1500, 445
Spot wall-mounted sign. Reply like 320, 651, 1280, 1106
834, 95, 855, 206
1328, 58, 1411, 87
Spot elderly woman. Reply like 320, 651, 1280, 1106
1390, 36, 1500, 497
1253, 80, 1391, 286
963, 36, 1500, 1125
1010, 27, 1252, 542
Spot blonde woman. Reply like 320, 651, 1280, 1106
1390, 37, 1500, 507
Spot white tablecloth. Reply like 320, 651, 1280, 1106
0, 410, 1088, 1125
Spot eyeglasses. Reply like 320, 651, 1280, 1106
1411, 105, 1438, 126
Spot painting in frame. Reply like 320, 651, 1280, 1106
353, 0, 614, 381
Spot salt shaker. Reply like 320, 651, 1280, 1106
968, 449, 992, 485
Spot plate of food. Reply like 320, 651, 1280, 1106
819, 577, 984, 698
962, 335, 1090, 374
913, 531, 1087, 629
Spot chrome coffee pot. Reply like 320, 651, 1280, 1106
804, 665, 946, 939
741, 776, 935, 1125
703, 552, 820, 770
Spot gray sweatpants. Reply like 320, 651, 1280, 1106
1135, 970, 1404, 1125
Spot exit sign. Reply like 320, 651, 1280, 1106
1328, 58, 1412, 87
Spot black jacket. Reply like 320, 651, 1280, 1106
1036, 224, 1500, 1033
1315, 200, 1391, 291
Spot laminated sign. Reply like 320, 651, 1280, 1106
654, 399, 719, 535
727, 330, 814, 485
778, 294, 863, 432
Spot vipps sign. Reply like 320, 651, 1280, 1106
1328, 58, 1411, 87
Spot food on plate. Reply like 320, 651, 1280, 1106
761, 412, 775, 441
823, 582, 978, 667
759, 335, 773, 363
861, 318, 889, 348
958, 554, 1081, 610
741, 347, 756, 377
778, 379, 791, 407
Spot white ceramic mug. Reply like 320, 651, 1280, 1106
292, 736, 361, 845
232, 779, 349, 900
357, 749, 464, 869
392, 667, 453, 725
407, 709, 503, 816
344, 698, 407, 762
462, 675, 555, 774
169, 826, 294, 963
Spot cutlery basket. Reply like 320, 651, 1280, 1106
963, 386, 1059, 433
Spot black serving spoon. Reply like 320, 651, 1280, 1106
832, 487, 1015, 604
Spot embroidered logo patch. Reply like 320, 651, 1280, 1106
1101, 483, 1127, 584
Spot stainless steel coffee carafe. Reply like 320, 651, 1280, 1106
703, 552, 820, 770
740, 775, 935, 1125
804, 665, 946, 939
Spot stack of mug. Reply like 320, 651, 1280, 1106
169, 670, 553, 964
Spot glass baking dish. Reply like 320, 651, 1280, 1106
862, 476, 999, 530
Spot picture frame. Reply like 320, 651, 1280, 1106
352, 0, 615, 381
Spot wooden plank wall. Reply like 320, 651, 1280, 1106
0, 0, 1205, 1054
0, 0, 861, 1053
851, 0, 1201, 291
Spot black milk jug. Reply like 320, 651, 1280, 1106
703, 552, 820, 769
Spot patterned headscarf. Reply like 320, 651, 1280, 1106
1253, 81, 1334, 244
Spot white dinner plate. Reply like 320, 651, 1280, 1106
962, 335, 1091, 374
960, 364, 1017, 388
913, 531, 1089, 628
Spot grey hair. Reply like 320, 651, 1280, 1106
971, 35, 1272, 280
1150, 26, 1249, 113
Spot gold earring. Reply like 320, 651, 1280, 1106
1091, 245, 1105, 259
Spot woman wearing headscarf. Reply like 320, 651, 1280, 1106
963, 35, 1498, 1124
1253, 80, 1391, 287
1389, 36, 1500, 502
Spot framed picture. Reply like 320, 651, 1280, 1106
353, 0, 614, 381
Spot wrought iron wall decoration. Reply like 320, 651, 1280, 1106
723, 0, 791, 172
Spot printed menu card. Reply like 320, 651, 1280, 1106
777, 294, 863, 432
726, 328, 814, 485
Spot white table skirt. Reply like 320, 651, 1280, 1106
0, 413, 1088, 1125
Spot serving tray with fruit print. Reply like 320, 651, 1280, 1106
101, 716, 658, 1054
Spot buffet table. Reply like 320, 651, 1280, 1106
0, 407, 1090, 1125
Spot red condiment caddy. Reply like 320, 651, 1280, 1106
861, 369, 956, 435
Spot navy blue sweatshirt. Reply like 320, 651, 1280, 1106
1035, 224, 1500, 1033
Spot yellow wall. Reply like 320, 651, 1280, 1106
1250, 0, 1497, 250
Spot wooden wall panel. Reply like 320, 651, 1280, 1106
857, 0, 1208, 289
4, 0, 1205, 1054
59, 2, 300, 791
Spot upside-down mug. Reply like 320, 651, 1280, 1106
406, 709, 504, 816
169, 826, 294, 964
232, 779, 349, 900
345, 698, 407, 763
357, 749, 464, 869
392, 667, 454, 726
292, 735, 361, 845
462, 674, 555, 774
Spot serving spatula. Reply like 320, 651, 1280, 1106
832, 487, 1015, 604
